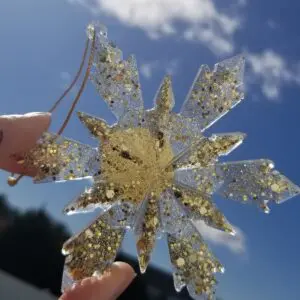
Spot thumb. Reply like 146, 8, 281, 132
0, 112, 51, 174
60, 262, 136, 300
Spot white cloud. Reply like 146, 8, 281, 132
67, 0, 245, 55
195, 220, 246, 254
267, 19, 277, 29
184, 26, 234, 54
165, 60, 179, 76
247, 50, 300, 100
140, 62, 158, 79
139, 60, 180, 79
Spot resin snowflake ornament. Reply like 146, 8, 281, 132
10, 23, 300, 300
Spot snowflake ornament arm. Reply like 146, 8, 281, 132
9, 23, 300, 300
18, 132, 100, 183
215, 159, 300, 212
88, 24, 144, 128
180, 55, 245, 131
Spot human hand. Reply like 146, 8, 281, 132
0, 112, 136, 300
60, 262, 136, 300
0, 112, 51, 174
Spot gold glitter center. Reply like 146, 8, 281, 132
101, 127, 174, 204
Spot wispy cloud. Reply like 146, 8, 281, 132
67, 0, 245, 55
139, 60, 180, 79
247, 50, 300, 101
237, 0, 247, 7
59, 71, 79, 95
165, 60, 179, 76
140, 62, 158, 79
195, 220, 246, 254
267, 19, 278, 30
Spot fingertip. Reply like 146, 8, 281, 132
111, 261, 136, 281
0, 112, 52, 155
22, 112, 52, 141
60, 263, 136, 300
0, 112, 52, 174
34, 112, 52, 132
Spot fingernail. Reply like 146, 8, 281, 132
0, 112, 51, 119
24, 112, 51, 117
0, 112, 51, 156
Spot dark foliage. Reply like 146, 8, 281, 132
0, 194, 69, 295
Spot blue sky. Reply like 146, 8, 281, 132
1, 0, 300, 299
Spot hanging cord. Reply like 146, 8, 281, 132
8, 30, 96, 187
56, 31, 96, 136
49, 37, 90, 113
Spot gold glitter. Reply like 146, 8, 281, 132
20, 132, 100, 183
13, 23, 300, 300
200, 207, 207, 215
217, 159, 300, 208
78, 112, 111, 140
176, 257, 185, 267
106, 189, 115, 199
168, 223, 222, 300
180, 56, 245, 131
173, 187, 234, 234
135, 196, 160, 273
175, 133, 245, 168
100, 127, 174, 204
63, 210, 125, 281
156, 76, 174, 113
90, 34, 144, 126
271, 183, 280, 193
85, 229, 93, 238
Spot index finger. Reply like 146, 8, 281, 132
0, 112, 51, 174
